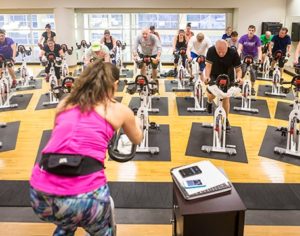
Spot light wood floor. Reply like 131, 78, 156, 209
0, 65, 300, 235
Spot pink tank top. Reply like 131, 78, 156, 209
30, 106, 115, 195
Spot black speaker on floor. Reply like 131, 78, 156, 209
291, 22, 300, 42
261, 22, 282, 35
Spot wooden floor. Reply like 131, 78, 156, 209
1, 65, 300, 235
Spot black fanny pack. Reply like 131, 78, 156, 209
39, 153, 104, 177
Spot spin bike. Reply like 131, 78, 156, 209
264, 50, 288, 97
202, 75, 241, 155
171, 47, 191, 92
0, 54, 18, 110
115, 40, 128, 77
16, 44, 35, 90
133, 55, 160, 113
76, 40, 91, 75
127, 75, 159, 154
274, 74, 300, 157
186, 55, 206, 112
60, 44, 74, 77
234, 55, 259, 113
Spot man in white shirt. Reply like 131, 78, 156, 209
186, 32, 211, 74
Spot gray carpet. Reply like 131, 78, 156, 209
0, 93, 32, 112
164, 80, 193, 92
257, 85, 294, 100
15, 79, 43, 91
176, 97, 209, 116
259, 125, 300, 166
0, 121, 20, 152
274, 101, 293, 121
230, 97, 271, 118
186, 122, 248, 163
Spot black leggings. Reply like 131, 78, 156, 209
45, 64, 61, 80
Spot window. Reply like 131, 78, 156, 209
186, 13, 226, 30
0, 14, 55, 62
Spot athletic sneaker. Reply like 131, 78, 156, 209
251, 88, 256, 96
206, 102, 213, 114
226, 119, 231, 131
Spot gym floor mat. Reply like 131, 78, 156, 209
114, 96, 123, 103
125, 70, 134, 78
258, 125, 300, 166
229, 97, 271, 118
2, 181, 300, 210
128, 97, 169, 116
257, 85, 294, 100
15, 79, 43, 91
35, 130, 52, 164
0, 93, 33, 112
164, 80, 193, 92
125, 124, 171, 161
36, 69, 46, 78
35, 94, 60, 110
176, 97, 209, 116
274, 101, 293, 121
0, 121, 20, 152
117, 80, 126, 92
186, 122, 248, 163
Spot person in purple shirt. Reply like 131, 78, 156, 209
238, 25, 262, 95
0, 28, 17, 87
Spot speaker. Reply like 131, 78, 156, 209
291, 23, 300, 42
261, 22, 282, 35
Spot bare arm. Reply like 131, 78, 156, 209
268, 42, 273, 55
172, 35, 177, 52
38, 35, 44, 45
11, 43, 17, 61
204, 62, 212, 82
235, 66, 242, 81
186, 39, 193, 61
237, 43, 243, 56
257, 46, 262, 62
287, 44, 292, 57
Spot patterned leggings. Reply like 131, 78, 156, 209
30, 184, 112, 236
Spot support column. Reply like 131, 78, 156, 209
54, 7, 77, 66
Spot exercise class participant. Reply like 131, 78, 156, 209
205, 39, 242, 129
132, 28, 162, 80
222, 26, 233, 40
227, 31, 239, 49
186, 32, 211, 75
39, 38, 64, 82
39, 24, 56, 46
172, 29, 187, 76
85, 41, 110, 64
238, 25, 262, 95
268, 27, 291, 75
185, 22, 194, 43
294, 41, 300, 65
260, 31, 273, 69
30, 60, 143, 236
100, 30, 117, 51
0, 28, 17, 87
149, 25, 161, 41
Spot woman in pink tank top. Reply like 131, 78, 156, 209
30, 60, 143, 236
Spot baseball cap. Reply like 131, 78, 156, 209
91, 42, 102, 51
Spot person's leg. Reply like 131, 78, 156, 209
223, 97, 231, 129
206, 90, 215, 114
45, 64, 51, 82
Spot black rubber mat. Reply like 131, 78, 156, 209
35, 130, 52, 164
109, 124, 171, 161
0, 121, 20, 152
36, 69, 46, 78
259, 125, 300, 166
274, 101, 293, 121
35, 94, 60, 110
117, 80, 126, 92
125, 70, 134, 78
114, 96, 122, 103
164, 80, 193, 92
229, 97, 271, 118
176, 97, 210, 116
234, 183, 300, 210
186, 122, 248, 163
15, 79, 43, 91
128, 97, 169, 116
0, 93, 32, 112
2, 180, 300, 210
257, 85, 294, 100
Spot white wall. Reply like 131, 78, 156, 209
1, 0, 287, 34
